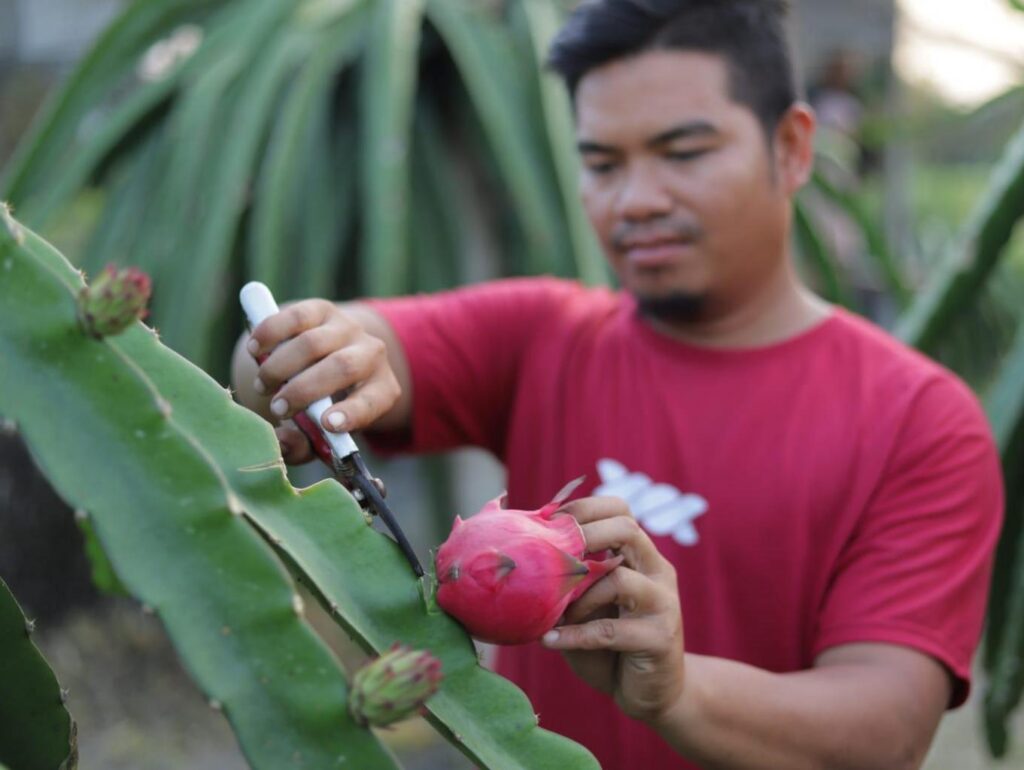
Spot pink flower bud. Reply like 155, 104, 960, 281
349, 644, 443, 728
78, 264, 152, 338
435, 480, 623, 645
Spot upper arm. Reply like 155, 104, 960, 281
813, 376, 1003, 707
360, 278, 583, 456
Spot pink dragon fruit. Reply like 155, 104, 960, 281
435, 478, 623, 645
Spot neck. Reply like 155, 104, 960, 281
640, 258, 832, 349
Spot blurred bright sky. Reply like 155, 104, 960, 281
896, 0, 1024, 107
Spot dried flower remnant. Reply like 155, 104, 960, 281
349, 644, 443, 728
78, 264, 152, 338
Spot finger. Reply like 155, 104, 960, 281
578, 513, 669, 576
558, 602, 615, 628
275, 423, 314, 465
257, 324, 356, 393
560, 648, 616, 696
563, 567, 665, 624
266, 342, 380, 421
542, 616, 655, 653
248, 299, 336, 356
558, 496, 631, 525
326, 370, 402, 433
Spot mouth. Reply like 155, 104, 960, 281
620, 238, 698, 269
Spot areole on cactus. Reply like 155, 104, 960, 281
435, 478, 623, 645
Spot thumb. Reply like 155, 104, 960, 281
275, 423, 314, 465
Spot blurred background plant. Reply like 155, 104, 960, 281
0, 0, 1022, 767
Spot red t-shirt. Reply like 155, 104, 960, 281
367, 277, 1002, 770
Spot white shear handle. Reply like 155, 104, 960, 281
240, 281, 358, 458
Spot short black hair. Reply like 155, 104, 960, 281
547, 0, 799, 137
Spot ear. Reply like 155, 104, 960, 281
772, 102, 816, 195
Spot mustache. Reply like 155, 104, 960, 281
611, 219, 704, 250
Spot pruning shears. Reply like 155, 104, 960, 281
240, 282, 424, 578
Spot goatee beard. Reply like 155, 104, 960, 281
635, 291, 708, 324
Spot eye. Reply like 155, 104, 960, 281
666, 148, 709, 163
585, 160, 619, 175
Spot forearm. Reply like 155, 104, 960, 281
653, 652, 940, 770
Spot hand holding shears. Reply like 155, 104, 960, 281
240, 282, 424, 577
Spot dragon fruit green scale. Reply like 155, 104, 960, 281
435, 479, 623, 645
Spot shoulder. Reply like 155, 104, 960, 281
826, 308, 944, 378
462, 276, 620, 314
827, 308, 981, 412
449, 276, 625, 337
826, 310, 997, 484
401, 275, 618, 315
365, 276, 622, 338
812, 309, 996, 478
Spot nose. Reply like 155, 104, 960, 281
616, 162, 673, 221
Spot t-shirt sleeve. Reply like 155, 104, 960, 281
811, 375, 1004, 707
361, 277, 580, 458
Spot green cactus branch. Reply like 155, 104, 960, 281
981, 325, 1024, 754
809, 168, 910, 308
359, 0, 425, 297
0, 578, 77, 770
247, 7, 365, 298
517, 0, 609, 286
0, 209, 598, 769
792, 198, 853, 307
0, 0, 216, 208
427, 0, 570, 277
0, 206, 399, 770
896, 119, 1024, 353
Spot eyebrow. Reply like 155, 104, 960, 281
648, 121, 718, 146
577, 121, 719, 155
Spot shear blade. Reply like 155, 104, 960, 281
353, 473, 424, 578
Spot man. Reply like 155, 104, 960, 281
233, 1, 1003, 767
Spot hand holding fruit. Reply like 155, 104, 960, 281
542, 496, 686, 726
434, 479, 623, 645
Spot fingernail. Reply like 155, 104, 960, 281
270, 398, 288, 417
247, 339, 259, 355
326, 412, 346, 431
542, 630, 560, 645
253, 377, 266, 395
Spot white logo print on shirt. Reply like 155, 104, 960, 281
594, 459, 708, 546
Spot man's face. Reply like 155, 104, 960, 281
575, 49, 796, 322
